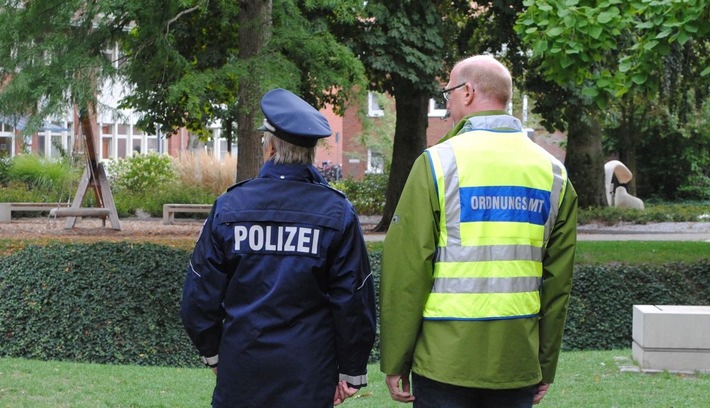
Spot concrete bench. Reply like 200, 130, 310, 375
632, 305, 710, 373
163, 203, 212, 224
0, 202, 71, 223
49, 207, 112, 219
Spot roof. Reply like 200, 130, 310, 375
0, 115, 70, 132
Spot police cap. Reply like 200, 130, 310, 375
258, 88, 331, 147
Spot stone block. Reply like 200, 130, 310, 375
632, 305, 710, 372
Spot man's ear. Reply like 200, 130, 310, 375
464, 83, 475, 106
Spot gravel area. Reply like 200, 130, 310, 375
0, 215, 384, 240
0, 216, 205, 240
2, 216, 709, 242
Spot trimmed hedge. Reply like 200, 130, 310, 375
563, 262, 710, 350
0, 242, 199, 367
1, 243, 708, 367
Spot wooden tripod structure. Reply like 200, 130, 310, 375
53, 109, 120, 230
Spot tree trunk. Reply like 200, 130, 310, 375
225, 119, 234, 155
373, 86, 429, 232
565, 106, 606, 208
236, 0, 272, 182
618, 98, 639, 195
78, 105, 102, 205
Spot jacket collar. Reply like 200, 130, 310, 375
258, 160, 327, 184
439, 111, 522, 144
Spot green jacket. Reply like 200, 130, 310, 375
380, 112, 578, 389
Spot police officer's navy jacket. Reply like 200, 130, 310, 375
181, 161, 376, 408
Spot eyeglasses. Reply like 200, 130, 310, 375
441, 83, 467, 102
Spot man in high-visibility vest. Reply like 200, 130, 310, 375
380, 55, 578, 407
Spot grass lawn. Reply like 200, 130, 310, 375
1, 350, 709, 407
575, 241, 710, 265
369, 240, 710, 265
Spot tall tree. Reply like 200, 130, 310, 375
0, 0, 136, 129
347, 1, 448, 231
121, 0, 367, 181
120, 0, 241, 145
1, 0, 368, 184
236, 0, 272, 181
0, 0, 174, 227
516, 0, 710, 207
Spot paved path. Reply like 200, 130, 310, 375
577, 222, 710, 242
361, 218, 710, 242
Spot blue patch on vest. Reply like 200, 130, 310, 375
460, 186, 551, 225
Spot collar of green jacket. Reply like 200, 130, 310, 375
439, 110, 522, 144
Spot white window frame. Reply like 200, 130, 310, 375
367, 92, 384, 117
428, 98, 447, 118
365, 149, 384, 174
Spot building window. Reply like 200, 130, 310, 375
0, 137, 11, 156
368, 92, 384, 117
146, 135, 158, 153
428, 98, 447, 118
366, 149, 384, 174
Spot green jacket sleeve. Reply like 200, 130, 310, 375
379, 153, 439, 375
539, 179, 578, 383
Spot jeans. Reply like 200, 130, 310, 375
412, 373, 536, 408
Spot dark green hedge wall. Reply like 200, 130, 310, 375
0, 242, 200, 367
563, 262, 710, 350
1, 244, 708, 367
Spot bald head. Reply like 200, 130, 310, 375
445, 55, 513, 122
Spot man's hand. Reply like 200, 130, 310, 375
333, 381, 358, 406
385, 373, 416, 403
533, 383, 549, 404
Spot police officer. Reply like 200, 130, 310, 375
181, 88, 376, 408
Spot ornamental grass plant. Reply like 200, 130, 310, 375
171, 150, 237, 196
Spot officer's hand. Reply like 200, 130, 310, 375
533, 383, 549, 404
211, 367, 218, 376
385, 373, 415, 403
333, 381, 358, 405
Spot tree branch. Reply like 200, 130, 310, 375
166, 5, 202, 34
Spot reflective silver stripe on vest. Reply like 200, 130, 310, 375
543, 161, 565, 244
436, 244, 543, 263
437, 142, 462, 246
339, 373, 368, 386
432, 276, 542, 293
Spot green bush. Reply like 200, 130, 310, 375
1, 155, 80, 202
105, 153, 175, 194
577, 202, 710, 225
0, 155, 11, 185
113, 183, 217, 218
331, 174, 387, 216
563, 262, 710, 350
0, 242, 199, 368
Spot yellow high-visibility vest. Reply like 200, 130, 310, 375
423, 130, 567, 321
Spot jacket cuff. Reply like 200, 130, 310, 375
339, 373, 368, 388
200, 354, 219, 367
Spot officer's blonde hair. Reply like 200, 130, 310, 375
457, 55, 512, 106
263, 132, 315, 165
